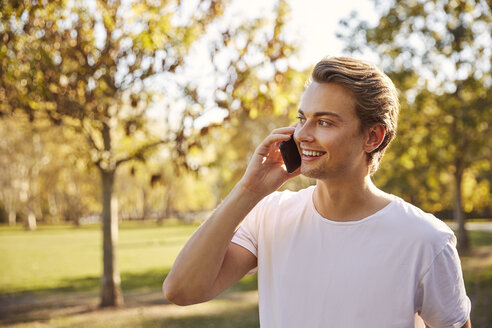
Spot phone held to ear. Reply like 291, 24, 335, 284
279, 135, 301, 173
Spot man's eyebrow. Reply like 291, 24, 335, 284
298, 109, 343, 120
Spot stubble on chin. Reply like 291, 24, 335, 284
300, 163, 331, 180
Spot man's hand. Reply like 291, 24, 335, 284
239, 126, 301, 197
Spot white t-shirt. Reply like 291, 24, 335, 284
231, 186, 471, 328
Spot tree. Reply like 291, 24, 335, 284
0, 113, 45, 230
338, 0, 492, 252
0, 110, 101, 227
1, 0, 300, 306
114, 159, 218, 221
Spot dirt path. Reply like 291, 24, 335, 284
0, 288, 259, 327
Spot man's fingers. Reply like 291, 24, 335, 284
254, 126, 298, 159
260, 133, 292, 149
270, 126, 296, 135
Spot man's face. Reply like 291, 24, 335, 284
294, 82, 367, 180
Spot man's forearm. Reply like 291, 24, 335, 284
163, 182, 262, 305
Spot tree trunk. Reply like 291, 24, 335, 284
158, 190, 172, 225
453, 168, 470, 253
8, 209, 16, 226
142, 187, 149, 220
100, 169, 124, 307
25, 211, 37, 231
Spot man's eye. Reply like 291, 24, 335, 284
296, 116, 306, 124
319, 120, 332, 127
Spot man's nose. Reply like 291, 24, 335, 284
294, 122, 314, 143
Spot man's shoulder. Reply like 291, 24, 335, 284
242, 186, 315, 233
391, 197, 450, 229
251, 185, 315, 220
388, 196, 455, 245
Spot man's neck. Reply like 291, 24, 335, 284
313, 175, 393, 222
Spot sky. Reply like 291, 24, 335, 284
230, 0, 380, 69
284, 0, 379, 68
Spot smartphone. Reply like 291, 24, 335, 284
279, 135, 301, 173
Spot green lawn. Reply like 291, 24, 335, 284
0, 221, 197, 294
1, 222, 491, 327
460, 230, 492, 328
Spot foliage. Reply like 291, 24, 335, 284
115, 160, 218, 220
0, 0, 226, 169
0, 0, 306, 217
0, 113, 100, 226
0, 116, 221, 225
207, 66, 313, 198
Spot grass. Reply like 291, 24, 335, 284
0, 221, 197, 294
0, 221, 259, 328
0, 221, 491, 327
460, 230, 492, 328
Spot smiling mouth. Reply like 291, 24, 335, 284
301, 149, 326, 157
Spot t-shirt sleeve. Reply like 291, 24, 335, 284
416, 235, 471, 328
231, 216, 258, 258
231, 198, 263, 274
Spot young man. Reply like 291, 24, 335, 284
163, 57, 471, 327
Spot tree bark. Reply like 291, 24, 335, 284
142, 187, 149, 220
8, 209, 16, 226
158, 190, 172, 225
454, 166, 470, 253
100, 169, 124, 307
25, 211, 37, 231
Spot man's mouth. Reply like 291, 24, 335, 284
301, 149, 326, 157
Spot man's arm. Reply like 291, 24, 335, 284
461, 318, 472, 328
163, 184, 260, 305
163, 126, 300, 306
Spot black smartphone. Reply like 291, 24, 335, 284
279, 135, 301, 173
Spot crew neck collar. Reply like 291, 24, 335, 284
307, 186, 398, 225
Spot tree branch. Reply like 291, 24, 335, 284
115, 139, 168, 167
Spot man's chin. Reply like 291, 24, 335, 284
300, 165, 328, 180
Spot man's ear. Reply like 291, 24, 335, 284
364, 124, 385, 153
